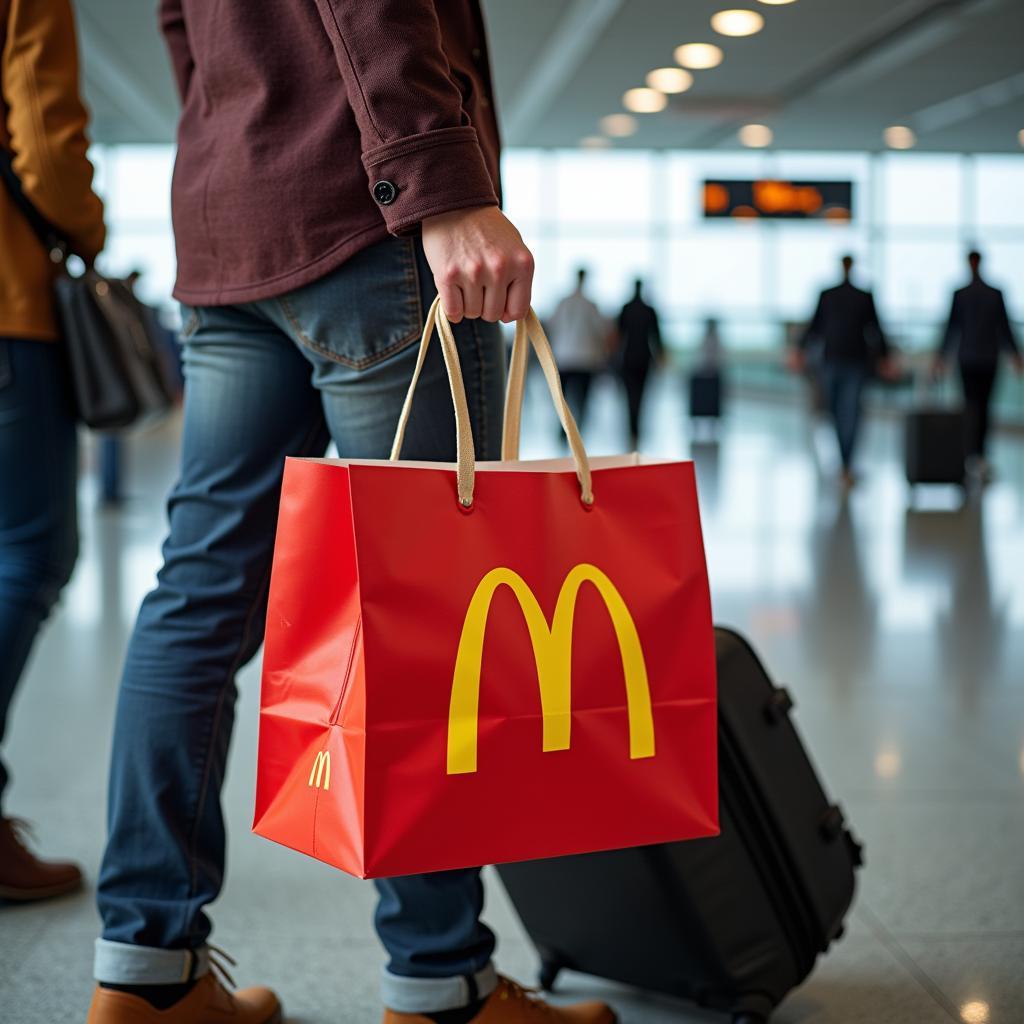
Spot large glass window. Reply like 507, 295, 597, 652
974, 157, 1024, 229
879, 154, 964, 228
87, 144, 1024, 360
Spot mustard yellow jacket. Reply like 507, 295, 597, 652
1, 0, 105, 340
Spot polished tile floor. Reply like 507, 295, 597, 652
2, 372, 1022, 1023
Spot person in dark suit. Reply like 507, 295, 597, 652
614, 279, 664, 448
933, 250, 1023, 479
788, 255, 897, 486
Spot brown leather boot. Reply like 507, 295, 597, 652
0, 817, 81, 901
87, 972, 282, 1024
382, 977, 616, 1023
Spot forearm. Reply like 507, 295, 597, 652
3, 0, 105, 260
159, 0, 194, 103
312, 0, 497, 234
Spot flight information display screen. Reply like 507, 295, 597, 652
702, 179, 854, 220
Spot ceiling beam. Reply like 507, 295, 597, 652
76, 7, 177, 142
501, 0, 623, 145
684, 0, 998, 151
912, 70, 1024, 132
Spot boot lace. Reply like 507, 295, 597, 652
207, 945, 238, 990
497, 978, 558, 1017
6, 817, 37, 850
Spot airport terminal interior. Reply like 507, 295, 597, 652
2, 1, 1023, 1022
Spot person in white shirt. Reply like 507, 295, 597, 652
547, 268, 610, 428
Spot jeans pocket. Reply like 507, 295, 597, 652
179, 305, 201, 341
275, 236, 422, 369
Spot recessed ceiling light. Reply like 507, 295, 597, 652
623, 87, 668, 113
960, 1001, 990, 1024
580, 136, 611, 149
600, 113, 638, 137
757, 0, 797, 5
674, 43, 725, 69
738, 123, 773, 147
646, 67, 694, 94
884, 125, 916, 149
874, 749, 902, 779
711, 9, 765, 37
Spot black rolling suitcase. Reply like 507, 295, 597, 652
497, 628, 862, 1024
904, 408, 966, 486
689, 370, 722, 419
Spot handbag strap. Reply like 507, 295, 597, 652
0, 146, 69, 264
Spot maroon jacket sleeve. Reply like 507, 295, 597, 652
312, 0, 498, 234
158, 0, 193, 103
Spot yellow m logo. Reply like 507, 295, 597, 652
308, 751, 331, 790
447, 563, 655, 775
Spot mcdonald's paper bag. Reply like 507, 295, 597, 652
253, 304, 717, 878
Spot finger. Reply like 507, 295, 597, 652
461, 282, 484, 320
503, 275, 531, 323
437, 280, 464, 323
481, 283, 508, 323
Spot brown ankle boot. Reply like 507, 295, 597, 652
382, 977, 616, 1023
87, 972, 282, 1024
0, 817, 81, 901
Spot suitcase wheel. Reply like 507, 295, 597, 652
539, 959, 562, 992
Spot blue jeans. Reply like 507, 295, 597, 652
0, 338, 79, 807
821, 363, 868, 470
95, 236, 505, 1014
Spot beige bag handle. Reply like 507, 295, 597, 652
392, 298, 594, 508
502, 310, 594, 505
391, 295, 477, 507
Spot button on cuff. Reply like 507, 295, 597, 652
372, 180, 398, 206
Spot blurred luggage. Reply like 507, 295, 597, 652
689, 370, 722, 419
904, 384, 966, 487
497, 627, 862, 1024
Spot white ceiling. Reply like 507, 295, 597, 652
76, 0, 1024, 153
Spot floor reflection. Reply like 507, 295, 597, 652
2, 388, 1023, 1023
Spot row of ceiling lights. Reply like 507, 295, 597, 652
582, 2, 1024, 153
581, 2, 796, 149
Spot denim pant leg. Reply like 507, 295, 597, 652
95, 306, 330, 980
823, 363, 866, 469
264, 236, 506, 1012
0, 339, 78, 807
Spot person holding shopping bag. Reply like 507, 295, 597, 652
88, 3, 621, 1024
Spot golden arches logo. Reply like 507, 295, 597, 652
447, 563, 655, 775
308, 751, 331, 790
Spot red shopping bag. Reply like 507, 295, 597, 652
252, 298, 717, 878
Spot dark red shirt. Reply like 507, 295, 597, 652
159, 0, 501, 306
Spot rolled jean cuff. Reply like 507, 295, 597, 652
381, 962, 498, 1014
94, 939, 209, 984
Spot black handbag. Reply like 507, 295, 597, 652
0, 147, 176, 431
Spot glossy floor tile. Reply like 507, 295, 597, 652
1, 373, 1022, 1022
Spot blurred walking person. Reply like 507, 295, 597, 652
789, 255, 896, 487
615, 279, 663, 448
0, 0, 105, 900
548, 268, 609, 429
696, 317, 723, 375
933, 250, 1023, 481
688, 317, 726, 432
